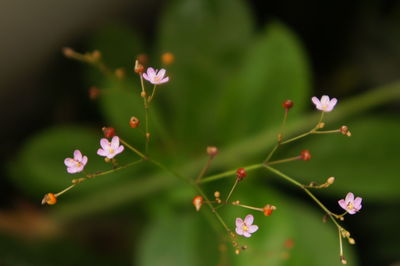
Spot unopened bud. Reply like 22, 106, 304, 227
141, 91, 147, 98
327, 176, 335, 184
89, 86, 101, 100
348, 238, 355, 245
206, 146, 218, 157
235, 249, 240, 255
62, 47, 75, 58
134, 59, 145, 74
214, 191, 220, 198
300, 150, 311, 161
41, 193, 57, 205
129, 116, 140, 128
115, 68, 125, 79
104, 158, 111, 163
102, 127, 115, 138
236, 168, 247, 180
91, 50, 102, 61
162, 52, 175, 65
263, 204, 277, 216
340, 256, 347, 264
282, 100, 294, 109
318, 122, 325, 129
340, 126, 351, 137
146, 132, 151, 140
192, 196, 203, 211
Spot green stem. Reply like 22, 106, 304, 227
265, 156, 301, 166
225, 178, 239, 203
119, 138, 147, 160
200, 163, 263, 184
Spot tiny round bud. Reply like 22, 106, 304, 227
89, 86, 101, 100
141, 91, 147, 98
282, 100, 294, 109
327, 176, 335, 184
348, 238, 355, 245
235, 249, 240, 255
41, 193, 57, 205
162, 52, 175, 65
91, 50, 102, 61
263, 204, 277, 216
102, 127, 115, 138
241, 245, 247, 250
318, 122, 325, 129
214, 191, 220, 198
105, 158, 111, 163
134, 60, 145, 74
206, 146, 218, 157
62, 47, 75, 58
236, 168, 247, 180
129, 116, 140, 128
115, 68, 125, 79
300, 150, 311, 161
146, 132, 151, 140
340, 256, 347, 264
284, 238, 294, 249
192, 195, 203, 211
340, 125, 351, 137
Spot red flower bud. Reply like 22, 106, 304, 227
41, 193, 57, 205
236, 168, 247, 180
300, 150, 311, 161
192, 196, 203, 211
282, 100, 294, 110
102, 127, 115, 138
263, 204, 277, 216
129, 116, 140, 128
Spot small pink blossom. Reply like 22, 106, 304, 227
142, 67, 169, 85
97, 136, 124, 159
64, 150, 88, 174
311, 95, 337, 112
338, 192, 362, 215
235, 214, 258, 238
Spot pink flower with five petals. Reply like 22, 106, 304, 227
338, 192, 362, 215
97, 136, 124, 159
142, 67, 169, 85
64, 150, 88, 174
235, 214, 259, 238
311, 95, 338, 112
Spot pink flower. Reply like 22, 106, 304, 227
64, 150, 88, 174
311, 95, 337, 112
235, 214, 259, 237
97, 136, 124, 159
142, 67, 169, 85
338, 192, 362, 215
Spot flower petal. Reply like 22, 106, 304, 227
111, 136, 120, 149
321, 95, 330, 105
64, 158, 76, 167
100, 138, 110, 150
116, 145, 124, 154
311, 96, 321, 106
73, 150, 82, 161
147, 67, 156, 77
248, 225, 259, 234
67, 166, 79, 174
243, 231, 252, 238
345, 192, 354, 204
142, 73, 150, 81
244, 214, 254, 225
156, 68, 166, 79
159, 77, 170, 84
81, 156, 88, 166
354, 197, 362, 209
97, 148, 107, 157
235, 218, 244, 227
235, 227, 244, 235
347, 209, 357, 215
338, 199, 347, 210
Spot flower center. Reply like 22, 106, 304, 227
109, 148, 115, 154
322, 104, 328, 110
242, 225, 249, 232
347, 202, 354, 210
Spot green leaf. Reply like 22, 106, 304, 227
157, 0, 253, 149
137, 212, 219, 266
215, 22, 311, 142
8, 126, 142, 198
276, 115, 400, 201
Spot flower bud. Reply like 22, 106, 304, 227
91, 50, 102, 61
327, 176, 335, 184
192, 195, 203, 211
162, 52, 175, 65
263, 204, 277, 216
318, 122, 325, 129
300, 150, 311, 161
62, 47, 75, 58
206, 146, 218, 157
102, 127, 115, 138
340, 126, 351, 136
134, 60, 144, 74
115, 68, 125, 79
340, 256, 347, 264
348, 238, 355, 245
282, 100, 294, 109
235, 249, 240, 255
41, 193, 57, 205
141, 91, 147, 98
129, 116, 140, 128
214, 191, 220, 198
236, 168, 247, 180
284, 238, 294, 249
89, 86, 101, 100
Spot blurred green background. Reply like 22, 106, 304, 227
1, 0, 399, 265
